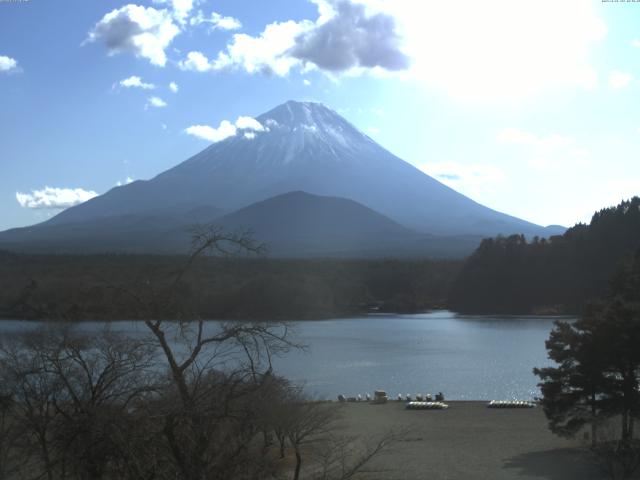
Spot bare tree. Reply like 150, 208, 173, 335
313, 429, 406, 480
280, 394, 341, 480
107, 227, 300, 480
0, 327, 158, 480
0, 391, 18, 479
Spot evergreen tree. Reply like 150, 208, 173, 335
535, 252, 640, 445
534, 308, 610, 445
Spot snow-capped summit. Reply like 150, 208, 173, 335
26, 100, 555, 238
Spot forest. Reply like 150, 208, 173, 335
2, 198, 640, 321
0, 251, 460, 321
449, 197, 640, 314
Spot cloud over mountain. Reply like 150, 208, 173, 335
16, 187, 98, 210
184, 116, 265, 142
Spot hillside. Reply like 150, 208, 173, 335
448, 197, 640, 314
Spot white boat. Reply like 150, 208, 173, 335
487, 400, 536, 409
405, 401, 449, 410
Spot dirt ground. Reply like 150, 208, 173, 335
332, 401, 608, 480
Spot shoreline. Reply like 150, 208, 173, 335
0, 309, 576, 323
336, 401, 602, 480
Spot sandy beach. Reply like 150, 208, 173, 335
333, 401, 606, 480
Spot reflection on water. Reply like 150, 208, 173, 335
0, 310, 569, 400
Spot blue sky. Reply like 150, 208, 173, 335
1, 0, 639, 231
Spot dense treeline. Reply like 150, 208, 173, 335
0, 252, 461, 321
449, 197, 640, 314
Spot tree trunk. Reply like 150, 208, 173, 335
39, 435, 54, 480
622, 409, 629, 442
293, 447, 302, 480
591, 392, 598, 447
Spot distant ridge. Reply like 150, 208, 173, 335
0, 100, 564, 257
0, 191, 483, 257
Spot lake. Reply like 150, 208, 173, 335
0, 310, 568, 400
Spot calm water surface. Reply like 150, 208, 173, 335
0, 310, 569, 400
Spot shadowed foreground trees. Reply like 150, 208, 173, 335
0, 327, 400, 480
0, 227, 401, 479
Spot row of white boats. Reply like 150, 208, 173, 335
337, 391, 446, 404
337, 392, 536, 410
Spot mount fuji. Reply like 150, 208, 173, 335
0, 101, 563, 257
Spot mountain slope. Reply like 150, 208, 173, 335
39, 100, 557, 238
0, 208, 219, 254
0, 192, 482, 257
216, 191, 481, 257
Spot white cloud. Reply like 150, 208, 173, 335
16, 187, 98, 209
366, 126, 380, 135
119, 75, 155, 89
152, 0, 195, 25
388, 0, 606, 100
235, 116, 265, 131
0, 55, 18, 73
303, 79, 311, 86
632, 39, 640, 48
116, 176, 135, 186
497, 127, 589, 170
189, 0, 408, 77
210, 20, 311, 76
185, 116, 265, 142
185, 121, 237, 142
86, 4, 180, 67
185, 0, 604, 101
171, 0, 192, 24
178, 50, 214, 71
290, 0, 409, 72
147, 96, 167, 108
169, 81, 178, 92
190, 10, 242, 31
420, 162, 505, 195
609, 70, 633, 89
